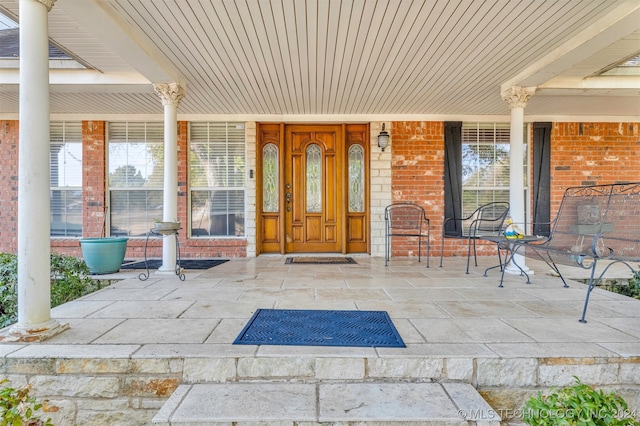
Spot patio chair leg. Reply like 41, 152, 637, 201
466, 238, 472, 274
579, 266, 598, 323
385, 232, 389, 267
473, 239, 478, 266
498, 261, 506, 287
425, 238, 430, 268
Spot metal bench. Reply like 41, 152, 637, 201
498, 182, 640, 323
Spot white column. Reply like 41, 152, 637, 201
153, 83, 184, 273
501, 86, 535, 274
8, 0, 66, 340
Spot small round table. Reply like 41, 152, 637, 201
482, 235, 548, 283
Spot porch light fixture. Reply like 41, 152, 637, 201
378, 123, 389, 151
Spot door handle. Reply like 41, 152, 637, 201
286, 192, 292, 203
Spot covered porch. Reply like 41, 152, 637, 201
1, 0, 639, 344
1, 255, 638, 424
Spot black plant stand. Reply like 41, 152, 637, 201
139, 227, 185, 281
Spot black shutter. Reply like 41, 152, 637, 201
444, 122, 463, 235
533, 122, 551, 236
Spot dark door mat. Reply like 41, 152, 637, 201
285, 256, 357, 264
233, 308, 405, 348
120, 259, 228, 270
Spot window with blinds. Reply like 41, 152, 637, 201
50, 121, 83, 237
190, 122, 245, 237
108, 122, 164, 237
461, 123, 528, 216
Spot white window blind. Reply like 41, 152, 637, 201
108, 122, 164, 236
50, 121, 83, 237
190, 122, 246, 237
461, 123, 528, 216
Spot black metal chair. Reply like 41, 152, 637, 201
384, 202, 430, 267
439, 202, 510, 273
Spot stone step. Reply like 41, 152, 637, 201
152, 381, 500, 425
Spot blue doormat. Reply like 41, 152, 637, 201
233, 309, 405, 348
120, 259, 228, 270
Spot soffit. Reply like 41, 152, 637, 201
0, 0, 638, 117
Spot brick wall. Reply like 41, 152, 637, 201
0, 121, 18, 253
390, 121, 640, 259
389, 121, 491, 258
550, 122, 640, 212
389, 121, 451, 257
2, 119, 637, 260
52, 120, 107, 256
0, 120, 247, 259
370, 121, 392, 257
83, 120, 107, 238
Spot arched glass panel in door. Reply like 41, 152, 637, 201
306, 144, 322, 212
262, 143, 279, 212
348, 144, 365, 212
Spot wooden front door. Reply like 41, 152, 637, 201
257, 123, 369, 255
285, 124, 342, 252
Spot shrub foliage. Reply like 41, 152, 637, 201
608, 269, 640, 300
0, 252, 109, 328
523, 376, 639, 426
0, 379, 54, 426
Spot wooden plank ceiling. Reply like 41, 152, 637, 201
0, 0, 638, 117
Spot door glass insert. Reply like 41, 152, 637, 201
263, 143, 279, 212
306, 144, 322, 212
348, 144, 364, 212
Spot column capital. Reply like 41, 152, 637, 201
153, 83, 185, 106
501, 86, 536, 109
36, 0, 56, 12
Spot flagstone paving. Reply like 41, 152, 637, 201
1, 255, 639, 425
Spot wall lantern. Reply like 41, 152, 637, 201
378, 123, 390, 151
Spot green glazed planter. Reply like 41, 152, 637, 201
79, 237, 129, 274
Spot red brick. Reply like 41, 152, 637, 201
0, 120, 246, 259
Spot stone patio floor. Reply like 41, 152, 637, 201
1, 254, 639, 425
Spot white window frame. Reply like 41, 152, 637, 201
50, 121, 83, 238
189, 122, 246, 238
461, 122, 529, 219
107, 122, 164, 237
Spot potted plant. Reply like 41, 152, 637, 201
79, 207, 129, 274
79, 236, 128, 274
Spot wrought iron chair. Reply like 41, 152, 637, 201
384, 202, 430, 267
439, 202, 510, 273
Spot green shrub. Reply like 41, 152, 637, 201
0, 379, 54, 426
50, 253, 107, 306
523, 376, 639, 426
609, 269, 640, 300
0, 253, 18, 328
0, 252, 110, 328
